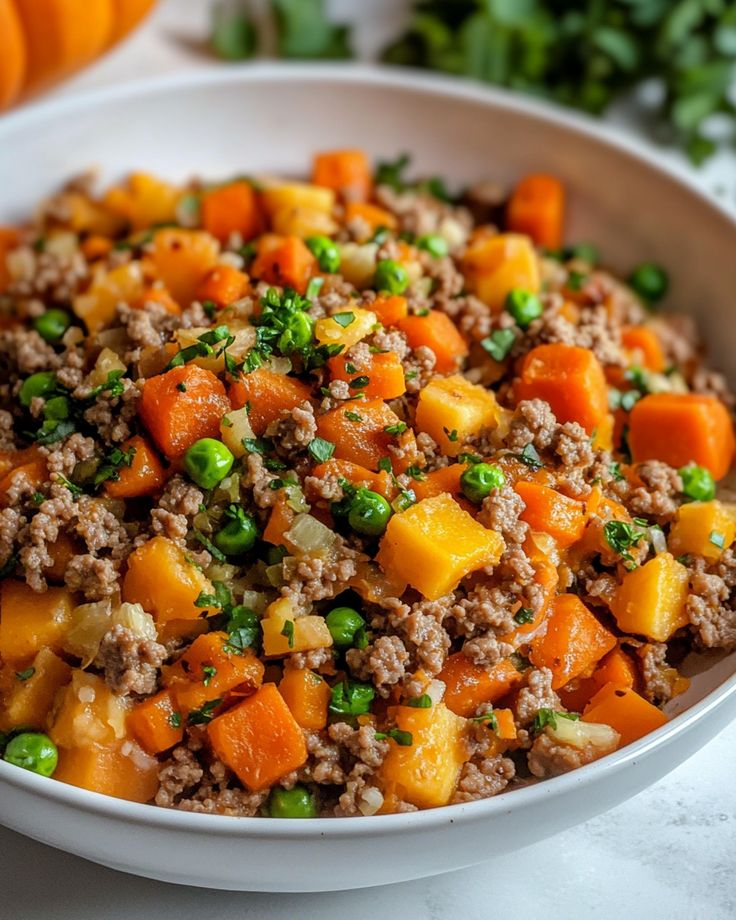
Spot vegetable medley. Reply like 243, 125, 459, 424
0, 150, 734, 817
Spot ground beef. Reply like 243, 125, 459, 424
288, 646, 334, 670
506, 398, 558, 452
64, 553, 120, 600
402, 344, 437, 394
267, 400, 317, 452
451, 755, 515, 803
479, 485, 527, 544
1, 326, 61, 375
450, 583, 518, 638
528, 730, 617, 778
282, 547, 359, 607
628, 460, 683, 521
328, 722, 389, 770
17, 485, 75, 590
370, 327, 410, 360
155, 746, 204, 808
303, 469, 344, 503
346, 635, 409, 693
524, 302, 624, 367
514, 667, 560, 727
302, 730, 346, 785
0, 410, 17, 452
686, 567, 736, 650
75, 497, 130, 557
388, 599, 451, 675
81, 378, 141, 445
0, 507, 22, 568
95, 624, 166, 696
637, 642, 677, 705
554, 421, 595, 470
42, 432, 96, 478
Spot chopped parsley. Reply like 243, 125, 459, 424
193, 529, 227, 563
710, 530, 726, 549
374, 728, 413, 746
168, 711, 182, 729
515, 443, 543, 470
202, 665, 217, 687
93, 445, 136, 487
603, 519, 647, 567
344, 410, 363, 422
187, 699, 222, 726
328, 679, 375, 717
609, 461, 625, 482
349, 375, 370, 390
332, 311, 355, 328
532, 709, 581, 735
281, 620, 295, 648
471, 711, 499, 731
406, 693, 432, 708
384, 422, 408, 436
443, 427, 459, 442
513, 607, 535, 625
480, 328, 516, 362
405, 465, 427, 481
15, 667, 35, 682
308, 437, 335, 463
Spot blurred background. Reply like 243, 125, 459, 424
2, 0, 734, 207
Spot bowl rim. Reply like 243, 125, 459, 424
1, 62, 735, 837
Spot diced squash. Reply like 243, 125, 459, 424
127, 689, 184, 755
327, 350, 405, 400
250, 235, 317, 294
104, 435, 166, 499
315, 306, 378, 351
207, 683, 308, 791
279, 667, 331, 730
338, 242, 378, 288
312, 149, 372, 202
261, 182, 335, 217
229, 368, 314, 437
310, 459, 394, 500
201, 181, 262, 243
583, 682, 667, 747
506, 174, 564, 250
49, 672, 130, 750
0, 581, 73, 665
628, 393, 735, 481
0, 454, 47, 506
260, 598, 333, 658
530, 594, 616, 689
271, 206, 338, 239
415, 374, 500, 457
412, 464, 465, 502
621, 325, 665, 373
196, 264, 250, 308
397, 312, 469, 374
515, 480, 587, 548
150, 228, 220, 306
73, 261, 144, 333
171, 631, 265, 714
103, 172, 179, 230
668, 501, 736, 562
593, 646, 638, 692
139, 364, 231, 459
377, 494, 504, 600
440, 654, 523, 718
345, 201, 398, 240
53, 741, 159, 803
611, 553, 689, 642
379, 702, 468, 809
134, 284, 181, 315
463, 233, 540, 313
516, 344, 609, 435
316, 398, 419, 473
0, 648, 71, 731
123, 536, 215, 623
371, 294, 408, 327
262, 491, 296, 546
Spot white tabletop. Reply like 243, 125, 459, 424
2, 2, 736, 917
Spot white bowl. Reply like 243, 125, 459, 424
1, 64, 735, 892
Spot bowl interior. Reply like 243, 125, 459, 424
0, 64, 734, 734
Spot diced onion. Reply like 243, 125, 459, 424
650, 526, 667, 555
358, 786, 384, 817
547, 717, 620, 752
426, 679, 446, 705
284, 514, 338, 556
112, 602, 156, 642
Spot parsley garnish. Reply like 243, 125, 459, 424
603, 519, 646, 567
308, 437, 335, 463
168, 711, 182, 729
187, 699, 222, 725
281, 620, 295, 648
609, 461, 625, 482
349, 375, 370, 390
332, 312, 355, 328
193, 529, 227, 563
710, 530, 725, 549
15, 667, 35, 682
406, 693, 432, 708
471, 711, 499, 730
532, 709, 580, 735
443, 427, 459, 442
202, 665, 217, 687
344, 410, 362, 422
405, 465, 427, 481
514, 607, 535, 625
374, 728, 413, 746
480, 328, 516, 362
515, 443, 543, 470
93, 445, 136, 487
384, 422, 408, 436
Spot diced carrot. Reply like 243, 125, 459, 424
279, 668, 331, 730
515, 480, 587, 548
81, 234, 113, 262
440, 654, 523, 718
139, 364, 231, 459
229, 368, 314, 437
310, 458, 394, 499
621, 325, 665, 373
530, 594, 616, 689
411, 464, 464, 502
172, 632, 265, 714
150, 228, 220, 306
201, 180, 263, 243
0, 456, 47, 506
327, 350, 406, 400
500, 551, 558, 645
316, 398, 420, 473
104, 435, 166, 499
397, 312, 469, 374
628, 393, 735, 481
593, 646, 638, 691
506, 173, 565, 250
312, 149, 372, 202
250, 235, 317, 294
583, 682, 667, 747
345, 201, 398, 239
127, 689, 184, 755
196, 264, 250, 309
371, 295, 408, 327
516, 343, 609, 435
0, 227, 18, 293
558, 676, 600, 713
263, 491, 296, 545
133, 284, 181, 315
207, 683, 308, 791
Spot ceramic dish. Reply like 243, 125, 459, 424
0, 64, 735, 892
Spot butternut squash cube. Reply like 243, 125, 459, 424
73, 261, 144, 334
315, 306, 377, 351
103, 172, 180, 231
279, 668, 331, 730
668, 500, 736, 562
271, 206, 338, 239
53, 741, 159, 803
583, 682, 667, 747
261, 597, 333, 658
0, 580, 74, 665
379, 702, 469, 809
463, 233, 540, 313
611, 552, 689, 642
414, 374, 500, 457
261, 182, 336, 217
377, 494, 504, 600
49, 672, 130, 750
122, 536, 215, 623
0, 647, 71, 731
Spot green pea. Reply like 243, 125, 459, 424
19, 371, 57, 408
214, 504, 258, 555
43, 395, 70, 420
3, 732, 58, 777
505, 289, 543, 329
268, 784, 317, 818
679, 464, 716, 502
329, 679, 374, 717
628, 263, 668, 303
277, 310, 314, 352
183, 438, 234, 489
33, 309, 72, 343
325, 606, 365, 647
374, 259, 408, 295
416, 234, 449, 259
347, 488, 392, 536
306, 235, 341, 274
461, 462, 506, 503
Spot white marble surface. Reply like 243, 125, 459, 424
2, 1, 736, 917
